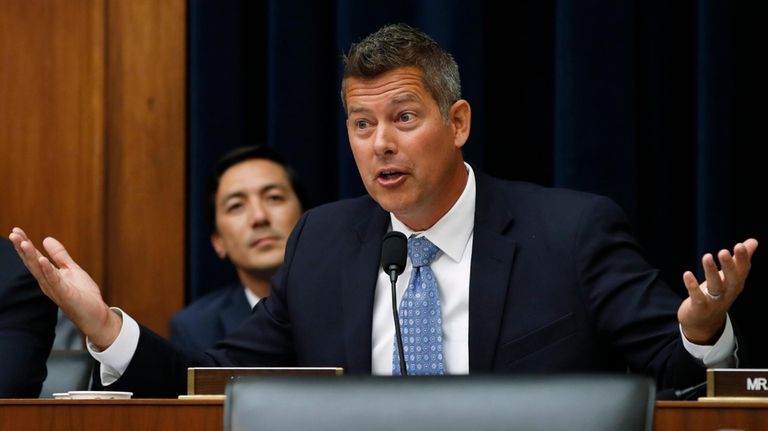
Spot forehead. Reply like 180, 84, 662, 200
344, 67, 435, 112
217, 159, 291, 194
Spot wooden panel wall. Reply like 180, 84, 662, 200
104, 0, 186, 334
0, 0, 106, 285
0, 0, 185, 337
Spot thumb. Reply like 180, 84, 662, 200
42, 237, 80, 269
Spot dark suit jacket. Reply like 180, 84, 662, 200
0, 238, 57, 397
169, 284, 252, 352
105, 173, 706, 397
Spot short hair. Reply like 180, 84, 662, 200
206, 145, 307, 233
341, 23, 462, 121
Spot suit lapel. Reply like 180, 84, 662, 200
341, 203, 390, 374
469, 173, 516, 372
219, 286, 251, 335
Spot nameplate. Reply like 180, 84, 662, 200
187, 367, 344, 395
707, 368, 768, 397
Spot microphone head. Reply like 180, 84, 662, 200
381, 231, 407, 276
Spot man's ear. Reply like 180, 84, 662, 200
211, 233, 226, 259
449, 99, 471, 149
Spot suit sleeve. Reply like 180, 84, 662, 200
95, 213, 310, 397
0, 244, 57, 397
574, 196, 705, 389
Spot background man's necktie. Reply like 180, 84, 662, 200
393, 236, 445, 375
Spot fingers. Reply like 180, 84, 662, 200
12, 233, 50, 282
10, 227, 29, 241
38, 253, 64, 291
8, 228, 72, 299
42, 237, 80, 269
741, 238, 759, 258
701, 252, 723, 297
733, 239, 757, 271
9, 229, 77, 271
714, 240, 757, 294
686, 238, 759, 305
683, 271, 704, 302
9, 227, 43, 262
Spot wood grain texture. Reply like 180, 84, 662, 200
105, 0, 186, 335
655, 400, 768, 430
0, 400, 222, 431
0, 0, 106, 285
2, 400, 768, 431
0, 0, 186, 337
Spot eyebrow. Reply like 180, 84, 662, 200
391, 94, 420, 105
348, 106, 371, 115
348, 93, 422, 115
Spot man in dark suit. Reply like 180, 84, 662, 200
169, 283, 251, 352
10, 23, 758, 398
0, 238, 57, 397
170, 146, 305, 351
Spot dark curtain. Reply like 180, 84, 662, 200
187, 0, 767, 363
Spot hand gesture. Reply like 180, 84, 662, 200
678, 239, 758, 344
8, 227, 122, 349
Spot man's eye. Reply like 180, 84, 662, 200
266, 195, 286, 203
226, 202, 243, 213
399, 112, 415, 122
356, 120, 369, 129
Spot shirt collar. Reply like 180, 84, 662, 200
243, 287, 261, 308
390, 163, 476, 263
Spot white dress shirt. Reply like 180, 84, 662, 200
371, 163, 476, 375
243, 287, 261, 309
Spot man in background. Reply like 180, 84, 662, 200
0, 237, 56, 397
170, 146, 305, 351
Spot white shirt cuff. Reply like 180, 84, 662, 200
680, 314, 737, 368
86, 307, 140, 386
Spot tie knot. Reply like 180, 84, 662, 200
408, 237, 439, 268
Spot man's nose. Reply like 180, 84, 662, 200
248, 200, 269, 226
373, 124, 397, 156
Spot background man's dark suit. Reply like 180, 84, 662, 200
103, 173, 705, 397
169, 284, 252, 351
0, 238, 57, 397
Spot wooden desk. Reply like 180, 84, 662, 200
656, 400, 768, 430
2, 399, 767, 430
0, 399, 223, 431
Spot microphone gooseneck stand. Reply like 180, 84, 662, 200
381, 231, 408, 376
390, 267, 408, 376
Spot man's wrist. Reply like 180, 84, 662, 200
90, 308, 124, 351
681, 318, 726, 345
680, 315, 736, 367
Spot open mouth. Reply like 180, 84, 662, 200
380, 171, 404, 180
376, 167, 408, 187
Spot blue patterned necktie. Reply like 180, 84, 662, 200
393, 236, 445, 375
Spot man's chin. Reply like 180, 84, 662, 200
371, 193, 414, 215
246, 256, 284, 272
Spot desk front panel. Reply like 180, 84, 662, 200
0, 399, 222, 431
656, 400, 768, 430
3, 399, 768, 430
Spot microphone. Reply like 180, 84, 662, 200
381, 231, 407, 282
656, 381, 707, 400
381, 231, 408, 376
